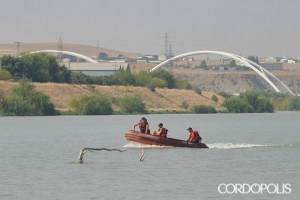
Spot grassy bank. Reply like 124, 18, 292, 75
0, 81, 225, 113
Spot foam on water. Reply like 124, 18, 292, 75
123, 142, 172, 149
124, 142, 297, 149
207, 143, 274, 149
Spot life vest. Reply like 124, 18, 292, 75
139, 122, 146, 133
160, 128, 168, 138
139, 122, 150, 134
190, 130, 201, 143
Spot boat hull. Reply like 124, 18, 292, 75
125, 130, 209, 148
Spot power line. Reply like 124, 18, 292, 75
57, 37, 63, 62
14, 41, 23, 57
164, 32, 168, 57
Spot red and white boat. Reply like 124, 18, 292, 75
125, 130, 209, 148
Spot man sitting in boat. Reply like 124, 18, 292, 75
153, 123, 168, 138
187, 127, 202, 144
134, 117, 150, 134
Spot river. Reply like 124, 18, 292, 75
0, 112, 299, 200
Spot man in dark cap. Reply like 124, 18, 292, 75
134, 117, 150, 134
153, 123, 168, 138
187, 127, 202, 144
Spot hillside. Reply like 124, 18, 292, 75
0, 81, 224, 112
171, 68, 300, 94
0, 42, 140, 58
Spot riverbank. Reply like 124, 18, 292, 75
0, 81, 224, 113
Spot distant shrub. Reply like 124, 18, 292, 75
211, 95, 219, 103
135, 71, 167, 90
176, 80, 192, 89
151, 69, 176, 88
222, 97, 253, 113
287, 96, 300, 111
217, 91, 232, 98
192, 105, 216, 114
119, 94, 146, 114
195, 89, 202, 95
0, 68, 13, 80
222, 91, 273, 113
70, 94, 113, 115
180, 100, 189, 110
0, 79, 56, 116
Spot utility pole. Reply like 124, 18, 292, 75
164, 32, 168, 58
96, 40, 100, 60
169, 44, 173, 58
57, 37, 63, 63
14, 41, 23, 57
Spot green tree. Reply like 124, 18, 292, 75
1, 53, 71, 83
240, 91, 273, 112
114, 65, 136, 85
229, 60, 237, 67
151, 69, 176, 88
0, 68, 13, 80
134, 71, 152, 86
192, 105, 216, 113
0, 79, 56, 116
119, 94, 146, 114
248, 56, 260, 64
222, 97, 253, 113
223, 91, 274, 113
69, 94, 113, 115
198, 61, 208, 70
176, 80, 192, 89
287, 96, 300, 111
98, 52, 109, 60
134, 71, 167, 89
71, 72, 94, 84
211, 95, 219, 103
195, 89, 202, 95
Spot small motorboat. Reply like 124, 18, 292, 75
125, 130, 209, 148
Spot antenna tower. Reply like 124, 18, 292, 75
14, 41, 23, 57
96, 40, 100, 60
169, 44, 173, 58
164, 32, 168, 58
57, 37, 63, 62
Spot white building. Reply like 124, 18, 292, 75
66, 62, 128, 76
158, 54, 167, 61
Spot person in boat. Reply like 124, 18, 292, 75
134, 117, 150, 134
153, 123, 168, 138
187, 127, 202, 144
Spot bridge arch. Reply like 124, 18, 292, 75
30, 50, 98, 63
151, 51, 294, 95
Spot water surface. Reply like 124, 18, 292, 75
0, 113, 299, 200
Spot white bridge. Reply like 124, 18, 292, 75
151, 50, 295, 95
29, 50, 294, 95
30, 50, 99, 63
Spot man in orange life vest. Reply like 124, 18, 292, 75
153, 123, 168, 138
187, 127, 202, 144
134, 117, 150, 134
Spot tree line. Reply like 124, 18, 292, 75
0, 53, 191, 90
1, 53, 299, 115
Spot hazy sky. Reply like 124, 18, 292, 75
1, 0, 299, 57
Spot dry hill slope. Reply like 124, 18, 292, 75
0, 81, 224, 112
0, 42, 140, 58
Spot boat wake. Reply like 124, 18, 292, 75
124, 142, 298, 149
124, 142, 172, 149
207, 143, 273, 149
